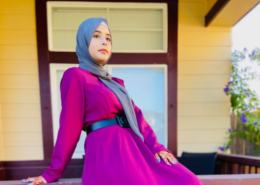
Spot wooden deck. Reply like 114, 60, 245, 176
199, 174, 260, 185
1, 175, 260, 185
2, 154, 260, 184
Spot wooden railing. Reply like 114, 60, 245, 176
214, 153, 260, 174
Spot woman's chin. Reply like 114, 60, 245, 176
96, 58, 108, 64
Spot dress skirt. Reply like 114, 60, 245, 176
83, 124, 203, 185
41, 67, 203, 185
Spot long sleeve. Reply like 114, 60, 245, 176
131, 99, 172, 155
42, 68, 85, 183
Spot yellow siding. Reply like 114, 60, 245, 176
0, 91, 3, 160
178, 0, 231, 156
209, 0, 260, 27
0, 0, 43, 160
207, 0, 218, 13
0, 0, 234, 160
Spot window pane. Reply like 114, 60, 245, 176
53, 30, 77, 49
52, 8, 107, 28
109, 8, 163, 29
111, 66, 167, 147
48, 3, 167, 52
112, 30, 163, 50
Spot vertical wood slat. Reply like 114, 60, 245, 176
221, 161, 225, 174
238, 164, 244, 174
250, 166, 256, 174
222, 161, 227, 174
257, 167, 260, 174
214, 161, 222, 174
226, 162, 231, 174
231, 163, 238, 174
244, 165, 250, 174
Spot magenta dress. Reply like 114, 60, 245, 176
41, 67, 203, 185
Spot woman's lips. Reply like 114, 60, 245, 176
99, 49, 108, 53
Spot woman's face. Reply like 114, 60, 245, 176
88, 24, 112, 64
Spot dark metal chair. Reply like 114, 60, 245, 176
179, 152, 217, 175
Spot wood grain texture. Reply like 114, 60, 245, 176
178, 61, 231, 75
1, 104, 41, 118
0, 46, 37, 60
178, 116, 230, 130
178, 102, 230, 116
178, 89, 229, 103
0, 75, 39, 89
179, 1, 206, 17
0, 30, 36, 45
178, 0, 232, 156
178, 32, 232, 46
0, 0, 35, 14
2, 118, 42, 133
3, 146, 43, 161
178, 46, 232, 61
3, 133, 42, 147
0, 15, 36, 29
178, 75, 230, 89
0, 89, 40, 103
0, 0, 42, 161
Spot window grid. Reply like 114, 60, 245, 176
47, 2, 168, 53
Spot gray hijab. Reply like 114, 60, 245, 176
76, 17, 144, 142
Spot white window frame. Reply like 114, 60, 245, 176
47, 1, 168, 53
50, 63, 168, 158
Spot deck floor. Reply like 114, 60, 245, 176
1, 175, 260, 185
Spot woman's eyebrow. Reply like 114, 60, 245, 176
94, 30, 111, 36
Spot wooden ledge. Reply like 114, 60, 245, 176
0, 179, 82, 185
198, 174, 260, 185
1, 175, 260, 185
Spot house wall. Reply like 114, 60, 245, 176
0, 92, 3, 160
0, 0, 43, 160
177, 0, 232, 156
0, 0, 234, 160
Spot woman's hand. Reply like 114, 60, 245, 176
21, 175, 47, 185
154, 151, 178, 166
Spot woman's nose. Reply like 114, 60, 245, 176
101, 37, 108, 45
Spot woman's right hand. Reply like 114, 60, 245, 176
21, 175, 47, 185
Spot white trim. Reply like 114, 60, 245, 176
47, 1, 168, 53
47, 1, 167, 8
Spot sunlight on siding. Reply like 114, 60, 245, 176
0, 0, 43, 161
177, 0, 232, 156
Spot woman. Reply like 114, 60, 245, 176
22, 18, 203, 185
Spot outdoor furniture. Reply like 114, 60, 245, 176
179, 152, 217, 175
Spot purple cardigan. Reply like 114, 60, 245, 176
42, 67, 171, 183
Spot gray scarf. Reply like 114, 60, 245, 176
76, 17, 144, 142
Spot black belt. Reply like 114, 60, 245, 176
84, 114, 131, 135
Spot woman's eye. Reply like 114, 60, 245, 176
93, 35, 99, 38
106, 38, 111, 41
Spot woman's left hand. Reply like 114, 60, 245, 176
154, 151, 178, 166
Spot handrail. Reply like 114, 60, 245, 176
215, 153, 260, 174
217, 153, 260, 167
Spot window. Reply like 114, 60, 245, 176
47, 1, 168, 53
50, 64, 168, 159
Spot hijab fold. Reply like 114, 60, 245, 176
76, 17, 144, 142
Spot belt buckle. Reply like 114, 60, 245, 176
116, 115, 130, 128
